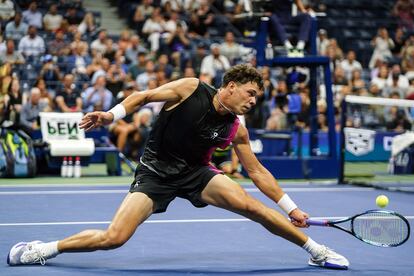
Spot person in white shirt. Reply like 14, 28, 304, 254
369, 27, 395, 69
5, 12, 28, 41
142, 7, 166, 53
340, 50, 362, 81
22, 1, 42, 29
200, 43, 231, 86
43, 4, 63, 33
91, 29, 108, 56
219, 31, 251, 65
0, 0, 15, 22
18, 25, 45, 57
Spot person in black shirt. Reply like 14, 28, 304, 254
55, 74, 82, 112
9, 65, 349, 270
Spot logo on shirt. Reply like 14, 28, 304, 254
133, 180, 141, 189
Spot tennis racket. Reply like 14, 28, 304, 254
307, 210, 410, 247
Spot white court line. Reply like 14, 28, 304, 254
0, 187, 375, 195
1, 216, 414, 227
0, 181, 339, 188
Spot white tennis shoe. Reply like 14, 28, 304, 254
308, 246, 349, 269
7, 240, 46, 266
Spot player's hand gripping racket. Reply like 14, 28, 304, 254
307, 210, 410, 247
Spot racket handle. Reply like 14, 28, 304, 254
306, 219, 328, 226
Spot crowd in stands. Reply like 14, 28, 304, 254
0, 0, 413, 160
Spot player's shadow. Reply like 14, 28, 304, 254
50, 262, 322, 274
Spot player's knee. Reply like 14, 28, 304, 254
244, 198, 264, 218
103, 229, 129, 249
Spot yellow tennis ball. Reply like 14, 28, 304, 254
376, 195, 389, 208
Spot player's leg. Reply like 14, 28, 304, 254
59, 192, 153, 252
201, 174, 307, 246
8, 192, 154, 265
200, 174, 349, 269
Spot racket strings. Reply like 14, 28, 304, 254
352, 212, 409, 246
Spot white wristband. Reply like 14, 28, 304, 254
277, 194, 298, 215
108, 104, 126, 121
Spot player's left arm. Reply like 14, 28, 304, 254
232, 124, 309, 227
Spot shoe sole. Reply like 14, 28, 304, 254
309, 261, 348, 270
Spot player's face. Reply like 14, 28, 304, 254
231, 82, 262, 115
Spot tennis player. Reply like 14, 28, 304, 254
8, 64, 349, 269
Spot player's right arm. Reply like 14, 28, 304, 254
79, 78, 199, 131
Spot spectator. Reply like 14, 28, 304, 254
64, 5, 83, 28
106, 59, 127, 96
402, 38, 414, 75
67, 44, 92, 76
369, 27, 395, 69
4, 77, 22, 126
317, 29, 329, 55
384, 64, 409, 98
5, 12, 28, 42
187, 10, 208, 39
82, 75, 113, 112
22, 1, 42, 29
183, 66, 196, 78
268, 0, 312, 57
102, 38, 118, 62
392, 0, 414, 32
142, 7, 166, 54
43, 4, 63, 33
128, 51, 147, 80
136, 60, 156, 90
350, 70, 368, 96
0, 39, 25, 65
90, 58, 111, 85
200, 43, 231, 87
187, 41, 208, 76
39, 54, 61, 92
130, 107, 153, 157
195, 0, 215, 35
371, 64, 389, 92
110, 82, 138, 153
219, 31, 251, 65
55, 74, 82, 112
91, 29, 109, 57
47, 30, 71, 57
125, 35, 147, 65
0, 0, 14, 24
155, 54, 174, 78
117, 30, 132, 54
164, 22, 190, 62
385, 92, 412, 131
18, 25, 45, 58
77, 12, 97, 37
20, 87, 48, 134
70, 31, 89, 56
340, 50, 362, 80
34, 77, 54, 110
132, 0, 154, 36
392, 27, 405, 59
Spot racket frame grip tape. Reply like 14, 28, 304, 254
306, 219, 329, 226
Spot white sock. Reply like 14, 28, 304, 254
302, 237, 323, 258
284, 40, 293, 49
297, 40, 305, 50
38, 241, 60, 259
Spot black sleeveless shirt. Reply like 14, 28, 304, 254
140, 81, 240, 178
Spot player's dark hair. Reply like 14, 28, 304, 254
222, 64, 264, 91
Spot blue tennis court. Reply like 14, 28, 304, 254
0, 182, 413, 276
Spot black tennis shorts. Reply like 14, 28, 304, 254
129, 163, 220, 213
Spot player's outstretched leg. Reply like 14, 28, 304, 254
8, 192, 153, 266
201, 175, 349, 269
